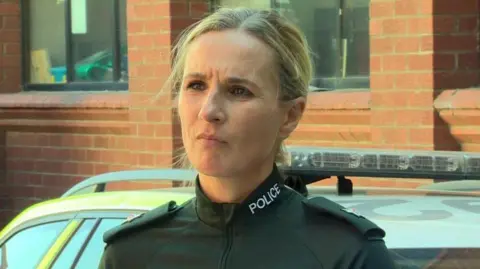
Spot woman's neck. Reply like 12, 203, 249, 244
198, 162, 274, 204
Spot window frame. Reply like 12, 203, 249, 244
20, 0, 128, 91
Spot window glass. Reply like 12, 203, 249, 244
0, 220, 69, 269
215, 0, 370, 90
51, 219, 97, 269
119, 0, 128, 81
74, 218, 123, 269
71, 0, 114, 82
28, 0, 66, 84
26, 0, 128, 85
342, 0, 369, 78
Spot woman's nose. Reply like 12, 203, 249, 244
198, 89, 226, 123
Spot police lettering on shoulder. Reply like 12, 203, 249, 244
248, 183, 281, 214
98, 7, 396, 269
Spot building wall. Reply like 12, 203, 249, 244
0, 0, 479, 227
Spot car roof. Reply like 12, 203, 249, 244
2, 187, 479, 249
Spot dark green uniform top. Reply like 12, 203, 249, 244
98, 165, 396, 269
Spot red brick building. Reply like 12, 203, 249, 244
0, 0, 479, 226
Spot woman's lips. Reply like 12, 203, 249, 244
196, 133, 227, 146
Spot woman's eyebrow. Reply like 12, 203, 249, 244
183, 72, 207, 80
184, 73, 259, 89
226, 77, 259, 89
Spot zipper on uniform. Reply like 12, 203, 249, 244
219, 225, 233, 269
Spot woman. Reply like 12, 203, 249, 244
99, 7, 395, 269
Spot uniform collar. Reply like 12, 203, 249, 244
194, 164, 288, 229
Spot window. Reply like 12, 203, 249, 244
213, 0, 370, 91
0, 220, 69, 269
22, 0, 128, 91
51, 219, 97, 269
73, 218, 123, 268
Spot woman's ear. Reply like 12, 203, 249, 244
279, 97, 306, 139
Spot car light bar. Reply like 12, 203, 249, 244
282, 146, 480, 180
62, 146, 480, 198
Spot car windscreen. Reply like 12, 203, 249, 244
391, 248, 479, 268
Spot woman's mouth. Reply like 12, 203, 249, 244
197, 133, 227, 145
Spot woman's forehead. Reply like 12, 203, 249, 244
184, 30, 275, 80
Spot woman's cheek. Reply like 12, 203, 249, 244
240, 114, 278, 150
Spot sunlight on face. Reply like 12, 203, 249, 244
177, 30, 286, 178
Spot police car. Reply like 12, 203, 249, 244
0, 146, 479, 268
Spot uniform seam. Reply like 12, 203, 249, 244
272, 190, 325, 269
272, 214, 325, 268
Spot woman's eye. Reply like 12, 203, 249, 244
186, 81, 206, 91
230, 86, 252, 97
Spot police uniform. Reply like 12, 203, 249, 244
98, 165, 396, 269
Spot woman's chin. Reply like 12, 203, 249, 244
194, 160, 233, 178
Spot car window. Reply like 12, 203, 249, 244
51, 219, 97, 269
0, 220, 69, 269
73, 218, 123, 269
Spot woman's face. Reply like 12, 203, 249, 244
178, 30, 304, 178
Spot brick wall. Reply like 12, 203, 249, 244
0, 0, 22, 226
0, 96, 130, 225
0, 0, 20, 93
0, 0, 479, 227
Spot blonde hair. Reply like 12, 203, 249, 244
162, 7, 314, 169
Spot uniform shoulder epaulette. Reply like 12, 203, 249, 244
103, 200, 183, 244
302, 197, 385, 240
